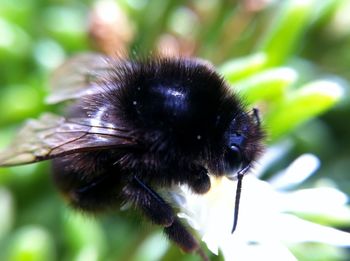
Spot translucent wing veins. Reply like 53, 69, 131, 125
0, 113, 136, 166
46, 53, 132, 104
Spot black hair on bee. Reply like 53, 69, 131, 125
0, 54, 265, 260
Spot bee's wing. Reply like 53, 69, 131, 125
0, 113, 137, 166
46, 53, 114, 104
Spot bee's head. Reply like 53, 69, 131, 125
207, 109, 264, 177
223, 109, 264, 176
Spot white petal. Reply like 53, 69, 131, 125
279, 187, 350, 219
275, 214, 350, 246
253, 140, 292, 177
220, 239, 297, 261
270, 154, 320, 190
176, 175, 281, 252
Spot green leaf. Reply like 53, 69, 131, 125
233, 67, 298, 105
219, 52, 268, 83
0, 18, 31, 58
7, 226, 56, 261
0, 188, 14, 240
133, 231, 170, 261
62, 209, 106, 260
0, 85, 44, 126
257, 0, 316, 66
264, 80, 344, 141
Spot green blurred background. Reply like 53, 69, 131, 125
0, 0, 349, 260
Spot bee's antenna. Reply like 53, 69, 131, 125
231, 164, 250, 234
252, 108, 261, 126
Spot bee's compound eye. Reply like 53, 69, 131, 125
230, 144, 240, 154
223, 144, 243, 173
229, 144, 242, 161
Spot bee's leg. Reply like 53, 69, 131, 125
123, 176, 208, 259
122, 176, 175, 226
165, 219, 209, 261
186, 165, 211, 194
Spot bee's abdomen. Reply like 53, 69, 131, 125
51, 152, 124, 212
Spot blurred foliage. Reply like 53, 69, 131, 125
0, 0, 349, 260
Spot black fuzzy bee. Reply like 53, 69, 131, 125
0, 54, 264, 259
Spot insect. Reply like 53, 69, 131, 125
0, 54, 264, 259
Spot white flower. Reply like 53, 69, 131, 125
172, 147, 350, 261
